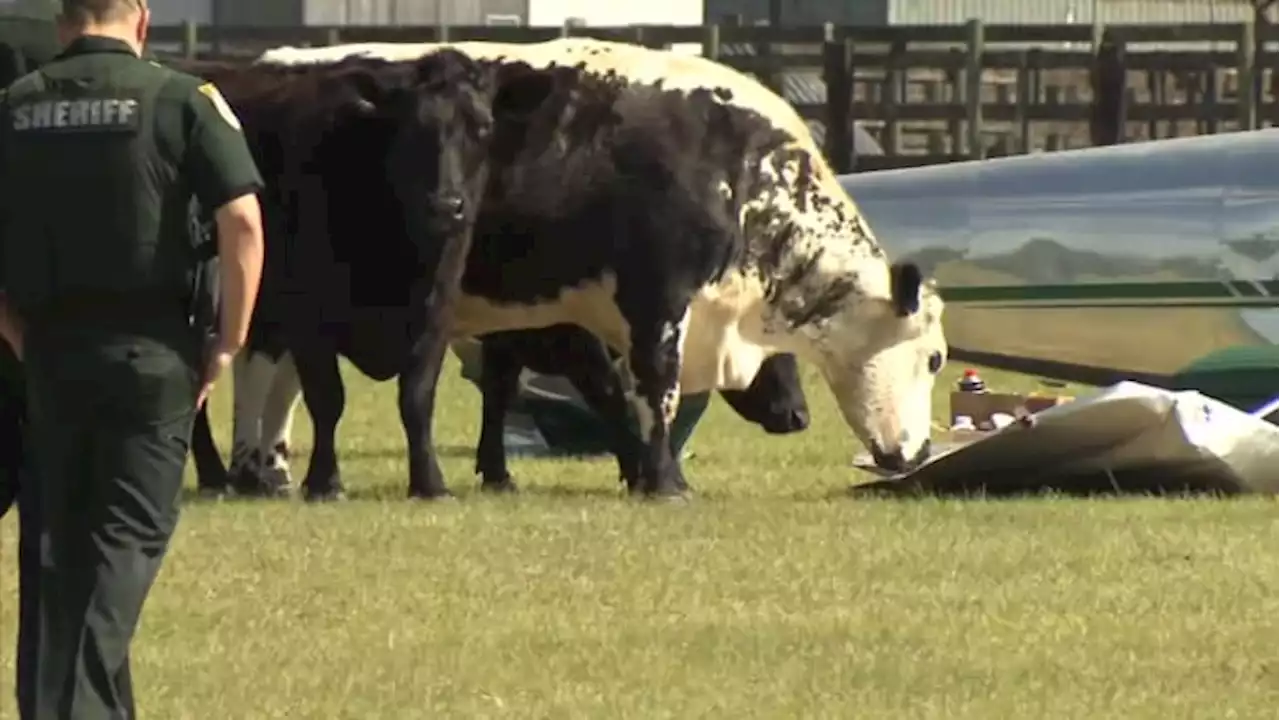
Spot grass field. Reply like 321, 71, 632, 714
0, 358, 1276, 719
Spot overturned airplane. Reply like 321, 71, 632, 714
840, 129, 1278, 413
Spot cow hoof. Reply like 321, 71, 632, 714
409, 490, 456, 503
232, 483, 292, 500
262, 467, 293, 492
196, 471, 230, 492
653, 492, 692, 504
480, 479, 518, 494
302, 488, 347, 503
196, 485, 228, 500
627, 481, 691, 502
230, 468, 291, 499
636, 489, 691, 504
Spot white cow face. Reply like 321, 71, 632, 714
817, 261, 946, 473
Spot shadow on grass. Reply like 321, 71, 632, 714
287, 444, 623, 463
500, 483, 629, 500
331, 483, 619, 502
843, 468, 1251, 500
179, 488, 292, 505
178, 482, 634, 506
179, 470, 1256, 506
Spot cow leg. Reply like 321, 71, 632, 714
228, 350, 259, 476
563, 348, 644, 492
257, 353, 302, 493
293, 340, 346, 502
473, 340, 521, 493
399, 324, 454, 501
228, 351, 292, 497
191, 405, 229, 495
621, 310, 691, 500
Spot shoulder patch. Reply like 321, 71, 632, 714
197, 82, 242, 131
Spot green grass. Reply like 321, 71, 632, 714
0, 359, 1276, 719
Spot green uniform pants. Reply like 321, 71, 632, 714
23, 312, 200, 719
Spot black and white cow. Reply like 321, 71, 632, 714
185, 51, 811, 500
254, 39, 947, 500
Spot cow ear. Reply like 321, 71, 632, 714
493, 65, 554, 121
340, 69, 405, 118
890, 261, 923, 317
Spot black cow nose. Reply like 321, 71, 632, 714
871, 447, 907, 473
872, 439, 933, 473
760, 407, 809, 435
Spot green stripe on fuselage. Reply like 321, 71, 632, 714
942, 280, 1279, 306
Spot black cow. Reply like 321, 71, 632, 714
473, 326, 809, 492
253, 39, 948, 501
181, 51, 557, 501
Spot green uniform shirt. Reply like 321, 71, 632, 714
0, 35, 263, 316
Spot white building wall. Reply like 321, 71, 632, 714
526, 0, 704, 27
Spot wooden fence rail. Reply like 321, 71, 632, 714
147, 20, 1279, 173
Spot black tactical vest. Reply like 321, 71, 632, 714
0, 39, 200, 314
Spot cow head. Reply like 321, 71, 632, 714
718, 353, 810, 434
324, 50, 497, 247
813, 261, 947, 474
328, 52, 555, 262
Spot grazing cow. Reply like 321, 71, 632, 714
257, 39, 947, 501
184, 56, 808, 499
472, 325, 810, 491
178, 51, 555, 500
